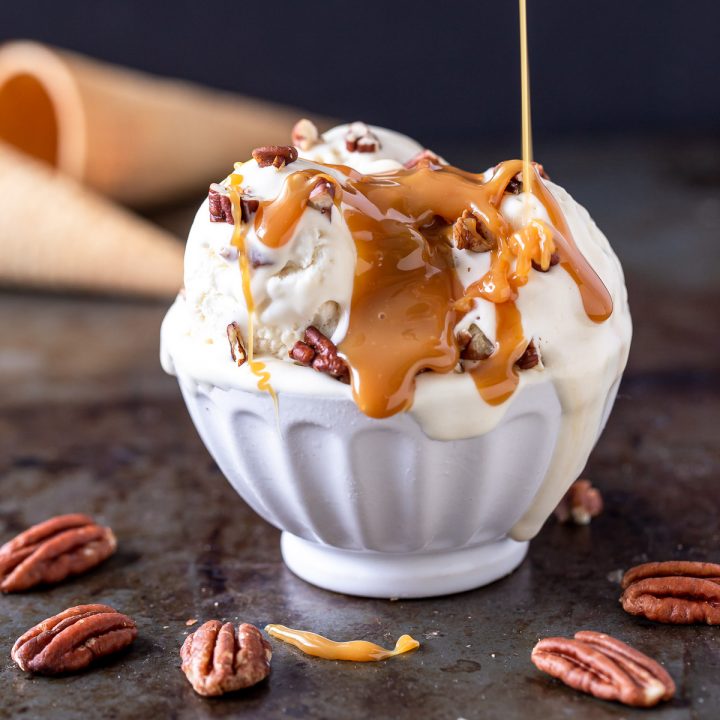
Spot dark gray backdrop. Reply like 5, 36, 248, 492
2, 0, 718, 146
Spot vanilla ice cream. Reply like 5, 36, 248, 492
161, 120, 631, 542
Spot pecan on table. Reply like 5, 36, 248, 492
554, 479, 603, 525
0, 514, 116, 593
620, 561, 720, 625
289, 326, 350, 383
291, 118, 320, 151
452, 209, 496, 253
12, 604, 137, 674
532, 631, 674, 707
252, 145, 298, 169
181, 621, 271, 697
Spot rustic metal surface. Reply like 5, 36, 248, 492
0, 138, 718, 719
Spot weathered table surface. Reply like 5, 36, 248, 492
0, 137, 718, 719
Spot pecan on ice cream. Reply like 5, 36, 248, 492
620, 561, 720, 625
532, 631, 675, 707
291, 118, 320, 151
307, 178, 337, 218
12, 604, 137, 674
515, 339, 541, 370
345, 122, 381, 153
532, 252, 561, 273
0, 514, 116, 592
554, 479, 604, 525
289, 326, 350, 383
452, 210, 496, 253
208, 184, 259, 224
181, 621, 271, 697
504, 161, 550, 194
252, 145, 299, 169
226, 322, 247, 366
404, 149, 442, 170
457, 324, 495, 362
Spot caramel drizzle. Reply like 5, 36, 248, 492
250, 160, 613, 417
227, 174, 277, 404
265, 624, 419, 662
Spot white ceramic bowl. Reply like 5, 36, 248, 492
172, 368, 618, 598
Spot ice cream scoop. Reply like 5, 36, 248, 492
161, 121, 631, 597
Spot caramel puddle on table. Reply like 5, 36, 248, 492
265, 624, 419, 662
228, 173, 278, 409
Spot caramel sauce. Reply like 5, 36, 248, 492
247, 158, 612, 416
265, 624, 419, 662
228, 178, 277, 404
519, 0, 533, 208
254, 170, 334, 249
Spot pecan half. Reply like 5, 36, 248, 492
532, 252, 560, 272
554, 479, 603, 525
181, 621, 271, 697
345, 122, 381, 153
307, 179, 336, 218
208, 184, 259, 224
226, 322, 247, 366
532, 631, 674, 707
291, 118, 320, 151
252, 145, 298, 169
289, 326, 350, 383
0, 514, 116, 593
404, 149, 442, 170
620, 561, 720, 624
515, 339, 541, 370
457, 323, 495, 361
12, 604, 136, 674
452, 209, 496, 253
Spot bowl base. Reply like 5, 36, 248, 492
281, 532, 529, 599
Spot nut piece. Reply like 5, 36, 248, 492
532, 252, 560, 272
620, 561, 720, 624
532, 631, 675, 708
12, 604, 137, 674
226, 322, 247, 366
252, 145, 299, 169
291, 118, 320, 151
307, 179, 336, 218
452, 210, 496, 253
504, 162, 550, 194
0, 514, 116, 593
289, 326, 350, 383
181, 621, 271, 697
457, 324, 495, 361
208, 184, 259, 224
554, 479, 603, 525
404, 149, 442, 169
345, 122, 381, 153
515, 339, 541, 370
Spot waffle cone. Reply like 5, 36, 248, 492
0, 41, 313, 206
0, 142, 183, 297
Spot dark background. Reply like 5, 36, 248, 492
2, 0, 719, 148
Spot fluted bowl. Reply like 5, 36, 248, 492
172, 369, 619, 598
